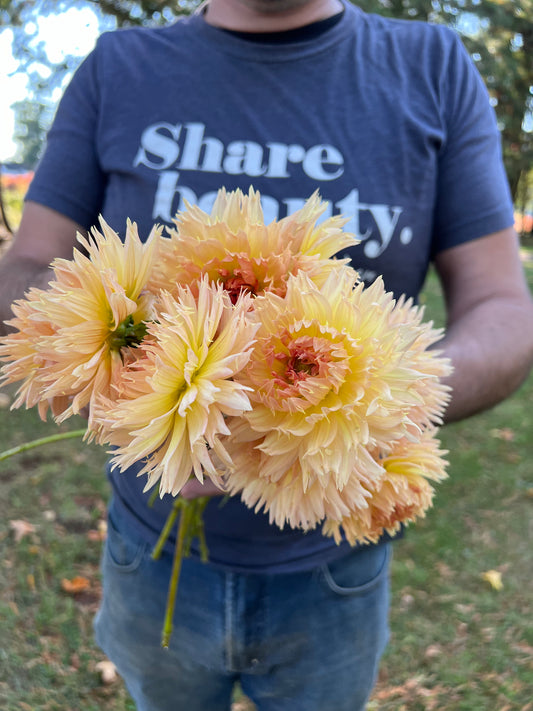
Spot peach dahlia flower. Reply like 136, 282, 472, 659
322, 430, 449, 545
223, 269, 451, 536
150, 187, 358, 302
223, 419, 381, 532
0, 219, 162, 422
94, 279, 259, 496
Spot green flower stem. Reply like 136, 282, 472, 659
0, 428, 86, 462
151, 498, 181, 561
161, 502, 192, 649
153, 495, 210, 648
147, 485, 160, 508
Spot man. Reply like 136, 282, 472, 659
1, 1, 532, 709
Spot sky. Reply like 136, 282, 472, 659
0, 6, 101, 162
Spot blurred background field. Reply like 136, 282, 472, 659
1, 177, 533, 710
0, 170, 31, 245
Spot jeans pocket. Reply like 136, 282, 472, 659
320, 543, 391, 597
105, 510, 147, 573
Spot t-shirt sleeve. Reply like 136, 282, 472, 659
25, 42, 106, 229
431, 31, 514, 256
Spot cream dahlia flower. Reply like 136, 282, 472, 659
223, 418, 382, 532
385, 294, 452, 430
222, 269, 451, 534
322, 430, 449, 545
0, 295, 62, 421
150, 187, 358, 301
0, 218, 162, 422
94, 279, 258, 496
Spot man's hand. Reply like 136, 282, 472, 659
180, 477, 227, 499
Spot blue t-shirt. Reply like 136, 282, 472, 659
27, 2, 514, 572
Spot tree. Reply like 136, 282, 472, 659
2, 1, 200, 166
356, 0, 532, 205
2, 0, 531, 203
0, 0, 196, 31
10, 99, 51, 168
458, 1, 532, 199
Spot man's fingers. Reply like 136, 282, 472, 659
180, 478, 226, 499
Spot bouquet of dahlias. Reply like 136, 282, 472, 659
0, 188, 452, 646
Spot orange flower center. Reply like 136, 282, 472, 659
223, 276, 257, 303
284, 346, 322, 383
265, 335, 350, 405
213, 264, 260, 303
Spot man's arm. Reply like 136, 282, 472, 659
434, 226, 533, 423
0, 201, 85, 336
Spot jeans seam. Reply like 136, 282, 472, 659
225, 572, 236, 673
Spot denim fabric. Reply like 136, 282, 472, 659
94, 500, 391, 711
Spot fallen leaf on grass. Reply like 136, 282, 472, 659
481, 569, 503, 590
95, 660, 118, 685
87, 519, 107, 542
424, 644, 443, 659
372, 674, 447, 709
9, 519, 37, 542
436, 562, 453, 579
61, 576, 91, 594
399, 592, 415, 611
454, 603, 475, 615
512, 642, 533, 657
489, 427, 515, 441
70, 652, 80, 670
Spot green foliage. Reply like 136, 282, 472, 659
516, 165, 533, 214
1, 186, 21, 232
357, 0, 533, 204
10, 100, 50, 168
450, 1, 532, 200
2, 0, 201, 166
0, 171, 31, 240
88, 0, 198, 26
3, 0, 531, 200
0, 0, 194, 27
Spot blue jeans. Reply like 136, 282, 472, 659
94, 501, 391, 711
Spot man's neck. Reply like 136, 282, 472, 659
203, 0, 344, 33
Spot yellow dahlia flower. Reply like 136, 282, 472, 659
221, 269, 450, 534
385, 294, 452, 430
0, 296, 53, 409
0, 218, 162, 422
95, 279, 258, 496
150, 187, 358, 301
322, 431, 449, 545
224, 418, 383, 532
235, 269, 450, 472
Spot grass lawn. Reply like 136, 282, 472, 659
1, 252, 532, 710
369, 252, 533, 710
